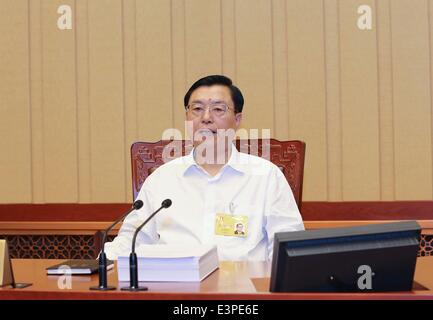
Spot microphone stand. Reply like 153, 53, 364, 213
89, 200, 144, 291
121, 199, 172, 291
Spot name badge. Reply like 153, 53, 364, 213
215, 213, 248, 237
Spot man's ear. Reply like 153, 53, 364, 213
235, 113, 242, 128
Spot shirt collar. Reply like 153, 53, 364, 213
180, 143, 246, 177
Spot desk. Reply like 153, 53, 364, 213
2, 220, 433, 259
1, 257, 433, 300
2, 201, 433, 259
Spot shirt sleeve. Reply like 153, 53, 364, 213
104, 183, 159, 260
264, 165, 305, 261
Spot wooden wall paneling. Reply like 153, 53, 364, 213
323, 0, 343, 201
76, 0, 92, 202
339, 0, 380, 200
185, 0, 222, 85
136, 0, 173, 143
171, 0, 188, 134
0, 0, 32, 203
271, 0, 289, 141
221, 0, 237, 80
286, 0, 328, 201
88, 0, 126, 202
391, 0, 433, 200
376, 0, 395, 200
29, 0, 45, 203
41, 0, 78, 202
122, 0, 138, 202
235, 0, 274, 131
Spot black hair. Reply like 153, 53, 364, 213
184, 75, 244, 113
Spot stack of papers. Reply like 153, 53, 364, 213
117, 244, 219, 282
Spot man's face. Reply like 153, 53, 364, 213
186, 85, 242, 147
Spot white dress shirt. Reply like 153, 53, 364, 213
105, 143, 304, 261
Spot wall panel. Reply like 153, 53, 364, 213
88, 0, 126, 202
286, 0, 328, 201
339, 0, 380, 200
391, 0, 432, 200
0, 0, 32, 203
1, 0, 433, 203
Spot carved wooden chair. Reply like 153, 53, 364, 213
131, 139, 306, 210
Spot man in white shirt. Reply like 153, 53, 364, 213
105, 75, 304, 261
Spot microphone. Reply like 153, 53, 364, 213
90, 200, 144, 291
121, 199, 172, 291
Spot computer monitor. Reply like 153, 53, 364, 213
270, 221, 421, 292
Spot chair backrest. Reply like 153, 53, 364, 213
131, 139, 306, 209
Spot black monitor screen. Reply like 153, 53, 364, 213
270, 221, 421, 292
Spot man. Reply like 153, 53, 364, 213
234, 223, 245, 236
105, 75, 304, 261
